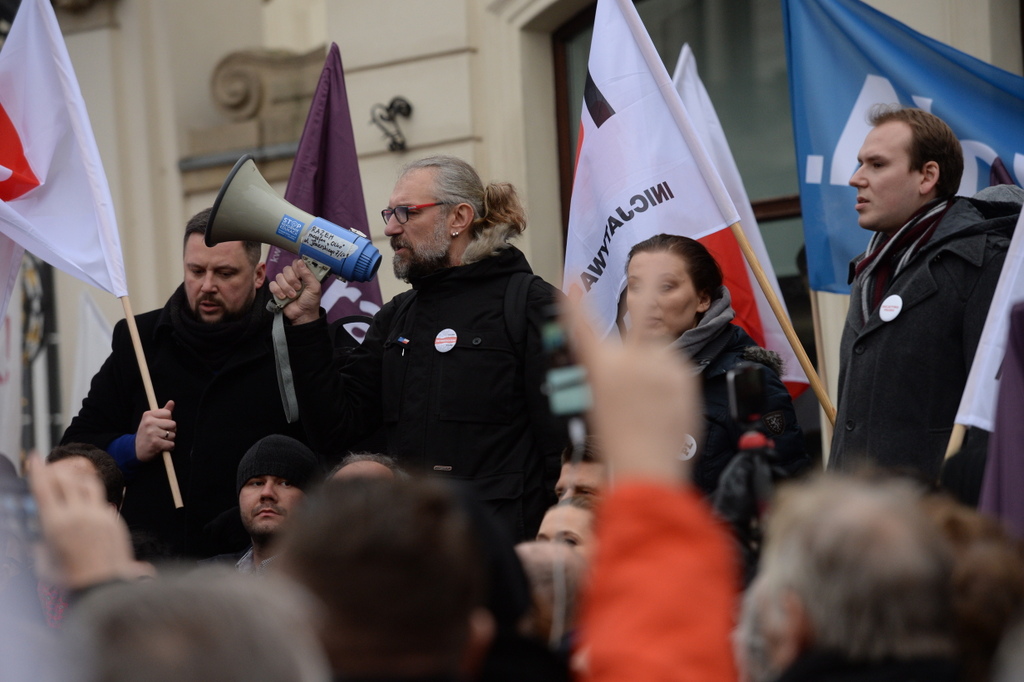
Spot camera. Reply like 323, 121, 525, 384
541, 304, 592, 417
727, 362, 770, 428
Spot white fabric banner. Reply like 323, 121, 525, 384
67, 291, 114, 428
0, 0, 128, 306
956, 207, 1024, 431
0, 267, 22, 471
562, 0, 739, 338
0, 236, 24, 325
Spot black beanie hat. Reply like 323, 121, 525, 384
236, 435, 320, 495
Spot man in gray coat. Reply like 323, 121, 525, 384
829, 106, 1020, 496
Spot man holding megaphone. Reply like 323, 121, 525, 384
271, 155, 565, 540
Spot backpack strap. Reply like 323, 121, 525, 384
504, 272, 541, 354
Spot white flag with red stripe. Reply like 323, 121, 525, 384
672, 45, 808, 393
0, 0, 128, 322
563, 0, 740, 338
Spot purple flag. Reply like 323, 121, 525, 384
265, 43, 383, 341
980, 301, 1024, 539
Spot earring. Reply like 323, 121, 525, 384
451, 231, 460, 238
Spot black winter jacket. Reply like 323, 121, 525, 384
285, 247, 565, 540
62, 285, 308, 558
831, 196, 1019, 480
691, 323, 807, 494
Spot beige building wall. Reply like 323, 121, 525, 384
45, 0, 1024, 437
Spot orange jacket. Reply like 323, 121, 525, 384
579, 482, 739, 682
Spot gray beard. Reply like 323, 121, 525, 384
391, 213, 453, 281
393, 249, 452, 281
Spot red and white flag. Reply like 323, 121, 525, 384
672, 45, 808, 393
564, 0, 809, 395
563, 0, 739, 335
0, 0, 127, 322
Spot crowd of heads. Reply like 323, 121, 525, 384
33, 395, 1014, 682
5, 333, 1024, 682
0, 425, 616, 680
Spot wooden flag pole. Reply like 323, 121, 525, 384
944, 424, 966, 460
119, 295, 183, 508
809, 290, 835, 465
728, 221, 836, 426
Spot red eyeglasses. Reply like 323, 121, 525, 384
381, 202, 451, 225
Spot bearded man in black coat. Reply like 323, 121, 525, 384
62, 208, 308, 559
272, 156, 565, 541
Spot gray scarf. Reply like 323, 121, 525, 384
670, 285, 735, 358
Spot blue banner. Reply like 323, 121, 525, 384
782, 0, 1024, 293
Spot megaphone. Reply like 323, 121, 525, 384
207, 154, 381, 284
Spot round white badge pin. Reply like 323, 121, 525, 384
434, 328, 458, 353
879, 294, 903, 322
679, 434, 698, 461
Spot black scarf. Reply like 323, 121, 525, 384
166, 284, 272, 371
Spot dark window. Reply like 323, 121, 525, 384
553, 0, 804, 277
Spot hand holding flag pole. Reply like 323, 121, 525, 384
120, 297, 183, 507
